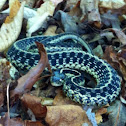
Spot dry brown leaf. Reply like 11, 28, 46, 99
50, 0, 63, 6
95, 107, 108, 124
103, 46, 126, 81
0, 58, 12, 107
68, 1, 82, 19
102, 46, 126, 102
0, 113, 45, 126
0, 13, 8, 26
45, 105, 92, 126
117, 60, 126, 81
117, 48, 126, 65
19, 0, 36, 8
43, 26, 57, 36
53, 90, 79, 106
66, 0, 79, 8
27, 0, 55, 36
0, 1, 25, 52
103, 46, 119, 71
99, 0, 126, 9
0, 113, 24, 126
34, 0, 44, 8
103, 46, 126, 103
0, 59, 11, 81
117, 48, 126, 80
24, 120, 45, 126
37, 1, 55, 16
112, 28, 126, 45
0, 93, 4, 107
99, 100, 126, 126
53, 90, 107, 124
9, 0, 16, 7
80, 0, 101, 27
120, 81, 126, 104
5, 0, 21, 23
21, 94, 47, 118
11, 42, 51, 98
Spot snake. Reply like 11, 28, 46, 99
7, 32, 121, 106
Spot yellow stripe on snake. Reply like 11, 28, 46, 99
7, 33, 121, 106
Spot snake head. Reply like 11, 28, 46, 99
51, 70, 65, 86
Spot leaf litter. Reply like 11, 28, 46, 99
0, 0, 126, 126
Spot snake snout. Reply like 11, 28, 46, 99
51, 70, 65, 86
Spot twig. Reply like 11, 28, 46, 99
7, 82, 11, 119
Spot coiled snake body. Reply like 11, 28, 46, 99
7, 33, 121, 106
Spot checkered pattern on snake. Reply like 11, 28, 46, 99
7, 33, 121, 106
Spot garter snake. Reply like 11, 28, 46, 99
7, 33, 121, 106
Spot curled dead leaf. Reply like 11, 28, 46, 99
11, 42, 51, 98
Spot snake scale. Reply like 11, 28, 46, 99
7, 33, 121, 106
